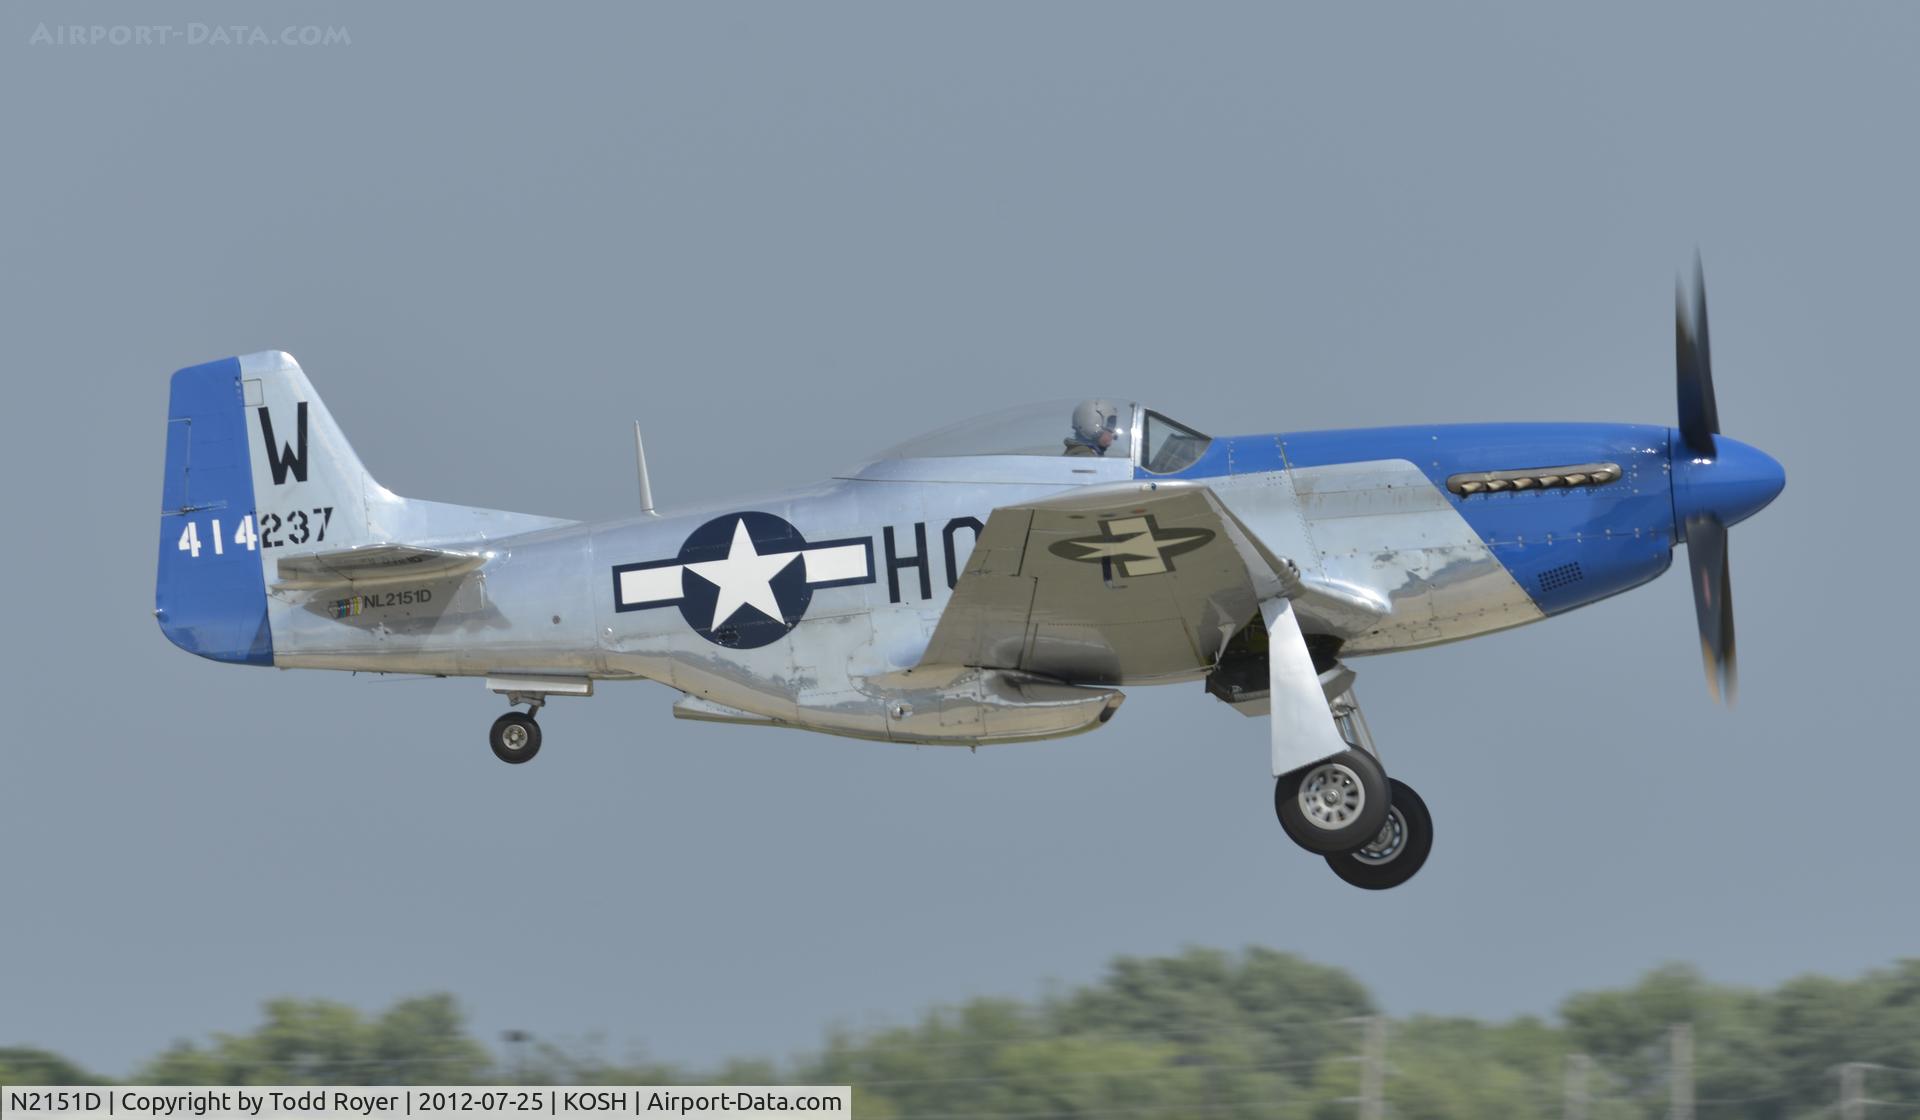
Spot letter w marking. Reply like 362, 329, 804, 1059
257, 402, 309, 485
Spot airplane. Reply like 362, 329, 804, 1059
155, 263, 1782, 890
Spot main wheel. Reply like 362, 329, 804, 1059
1326, 778, 1433, 890
489, 712, 542, 764
1275, 749, 1391, 855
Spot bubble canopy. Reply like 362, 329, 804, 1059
875, 398, 1213, 475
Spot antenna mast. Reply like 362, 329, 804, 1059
634, 422, 657, 516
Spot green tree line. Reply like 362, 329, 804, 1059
5, 949, 1919, 1118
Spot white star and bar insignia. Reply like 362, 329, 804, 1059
611, 512, 874, 648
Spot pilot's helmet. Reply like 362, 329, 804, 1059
1072, 399, 1122, 442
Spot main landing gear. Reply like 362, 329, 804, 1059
1324, 779, 1432, 891
1275, 749, 1391, 854
1273, 661, 1433, 890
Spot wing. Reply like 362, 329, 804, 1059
918, 484, 1258, 683
917, 480, 1366, 774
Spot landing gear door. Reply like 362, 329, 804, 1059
1262, 596, 1350, 777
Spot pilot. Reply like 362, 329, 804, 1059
1064, 399, 1121, 457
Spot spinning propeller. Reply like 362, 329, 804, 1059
1670, 258, 1784, 704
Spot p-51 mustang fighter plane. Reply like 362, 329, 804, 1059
156, 266, 1782, 889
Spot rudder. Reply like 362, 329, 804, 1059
157, 357, 274, 664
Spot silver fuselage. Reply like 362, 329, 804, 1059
269, 448, 1554, 741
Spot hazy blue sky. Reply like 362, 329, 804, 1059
3, 0, 1916, 1077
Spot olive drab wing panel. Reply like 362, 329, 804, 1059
916, 484, 1262, 684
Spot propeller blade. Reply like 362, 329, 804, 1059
1675, 256, 1721, 456
1685, 514, 1737, 704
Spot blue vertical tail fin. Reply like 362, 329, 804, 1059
156, 357, 274, 664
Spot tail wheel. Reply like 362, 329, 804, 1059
490, 712, 542, 764
1326, 778, 1433, 890
1274, 749, 1391, 855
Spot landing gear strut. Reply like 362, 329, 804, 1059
482, 676, 593, 765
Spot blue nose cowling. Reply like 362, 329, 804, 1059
1671, 432, 1786, 537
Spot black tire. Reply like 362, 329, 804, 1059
1274, 749, 1391, 855
489, 712, 542, 764
1326, 778, 1433, 890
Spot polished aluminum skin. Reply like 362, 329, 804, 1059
159, 350, 1781, 758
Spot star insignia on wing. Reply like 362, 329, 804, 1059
1048, 514, 1215, 578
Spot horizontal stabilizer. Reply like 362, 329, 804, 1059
274, 544, 484, 589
